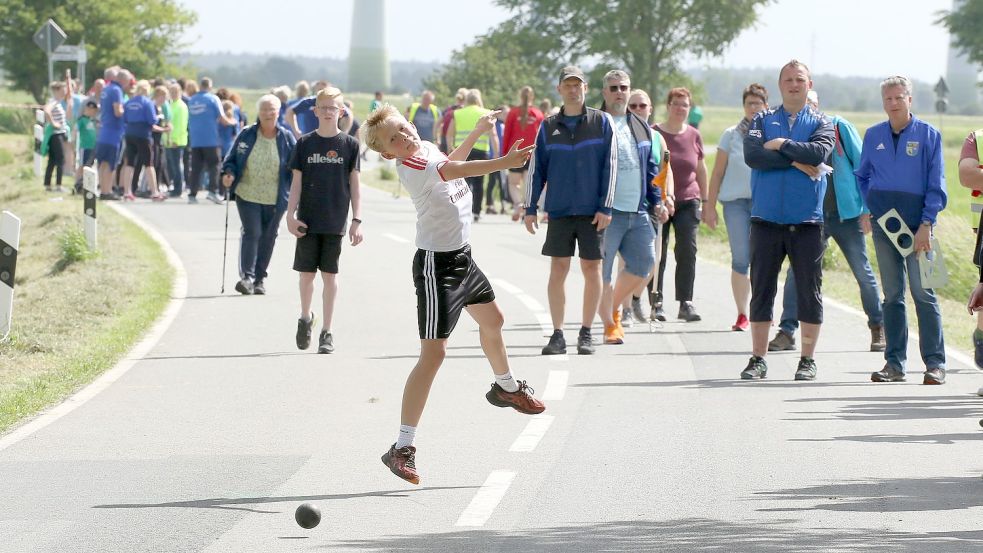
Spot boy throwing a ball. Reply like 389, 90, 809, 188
362, 105, 545, 484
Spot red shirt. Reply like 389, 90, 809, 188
502, 106, 544, 153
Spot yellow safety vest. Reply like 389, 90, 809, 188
408, 102, 439, 124
453, 105, 491, 152
973, 130, 983, 228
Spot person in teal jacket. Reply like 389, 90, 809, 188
771, 90, 885, 354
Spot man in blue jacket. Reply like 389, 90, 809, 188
856, 75, 948, 385
771, 90, 885, 354
525, 65, 616, 356
741, 59, 834, 381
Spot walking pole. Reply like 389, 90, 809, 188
221, 194, 230, 294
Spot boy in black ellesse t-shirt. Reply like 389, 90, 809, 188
286, 87, 363, 354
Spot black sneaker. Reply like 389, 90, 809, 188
794, 357, 818, 381
631, 297, 646, 322
542, 330, 566, 355
318, 330, 334, 354
923, 367, 945, 385
871, 365, 906, 382
99, 192, 121, 201
677, 301, 702, 322
768, 330, 796, 352
974, 330, 983, 369
296, 312, 316, 350
234, 278, 254, 295
252, 280, 266, 295
576, 331, 595, 355
740, 356, 768, 379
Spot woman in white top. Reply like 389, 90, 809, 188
702, 83, 769, 331
44, 79, 72, 192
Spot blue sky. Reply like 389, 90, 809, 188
180, 0, 959, 82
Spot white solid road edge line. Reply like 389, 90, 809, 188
0, 203, 188, 452
509, 415, 555, 452
455, 470, 516, 527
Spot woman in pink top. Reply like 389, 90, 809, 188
502, 86, 544, 221
653, 87, 708, 323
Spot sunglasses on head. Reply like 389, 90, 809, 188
608, 84, 629, 92
628, 103, 648, 109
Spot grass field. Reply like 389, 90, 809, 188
0, 133, 173, 433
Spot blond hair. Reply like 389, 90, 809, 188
465, 88, 483, 107
134, 80, 152, 96
316, 86, 343, 106
153, 85, 168, 99
362, 104, 404, 154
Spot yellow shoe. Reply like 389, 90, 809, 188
604, 324, 623, 344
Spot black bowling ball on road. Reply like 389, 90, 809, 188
295, 503, 321, 529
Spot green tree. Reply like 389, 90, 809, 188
423, 26, 551, 109
937, 0, 983, 66
494, 0, 771, 101
0, 0, 196, 102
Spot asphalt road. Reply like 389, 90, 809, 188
1, 185, 981, 552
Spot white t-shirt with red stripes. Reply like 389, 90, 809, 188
396, 141, 472, 252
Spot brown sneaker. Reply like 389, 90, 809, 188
767, 330, 796, 352
381, 443, 420, 484
870, 325, 886, 352
923, 367, 946, 385
485, 381, 546, 414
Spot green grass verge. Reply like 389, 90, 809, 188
0, 134, 173, 434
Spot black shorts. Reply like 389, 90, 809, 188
413, 246, 495, 340
542, 215, 604, 260
749, 220, 825, 324
508, 159, 530, 173
293, 233, 342, 273
124, 136, 153, 168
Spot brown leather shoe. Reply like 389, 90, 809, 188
870, 325, 886, 352
381, 444, 420, 485
486, 381, 546, 414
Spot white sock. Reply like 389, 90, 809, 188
495, 371, 520, 393
395, 425, 416, 449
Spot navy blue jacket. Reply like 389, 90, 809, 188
743, 105, 834, 224
525, 105, 616, 217
221, 123, 297, 211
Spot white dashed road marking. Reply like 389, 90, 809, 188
455, 470, 516, 527
509, 415, 555, 452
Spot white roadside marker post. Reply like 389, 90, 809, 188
0, 211, 21, 341
82, 166, 97, 250
34, 109, 44, 178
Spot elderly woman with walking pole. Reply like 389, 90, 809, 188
221, 94, 297, 295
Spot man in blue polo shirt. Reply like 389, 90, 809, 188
187, 77, 235, 203
856, 75, 948, 385
525, 65, 616, 356
96, 66, 126, 199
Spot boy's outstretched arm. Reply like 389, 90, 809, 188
440, 141, 535, 181
448, 110, 501, 161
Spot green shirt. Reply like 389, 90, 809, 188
236, 134, 279, 205
167, 99, 189, 147
77, 115, 97, 149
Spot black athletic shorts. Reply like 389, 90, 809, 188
124, 136, 153, 168
293, 232, 342, 273
749, 220, 825, 325
413, 245, 495, 340
542, 215, 604, 260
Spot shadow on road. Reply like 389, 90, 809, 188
322, 518, 983, 552
789, 432, 982, 445
92, 486, 475, 514
575, 380, 874, 390
754, 475, 983, 514
142, 352, 309, 361
783, 395, 983, 421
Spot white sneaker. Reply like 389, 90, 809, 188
977, 386, 983, 397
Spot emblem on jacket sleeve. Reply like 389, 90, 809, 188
906, 141, 919, 157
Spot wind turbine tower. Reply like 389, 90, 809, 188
348, 0, 391, 93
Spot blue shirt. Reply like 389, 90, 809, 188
98, 82, 125, 144
854, 115, 947, 227
123, 96, 157, 140
292, 97, 318, 134
612, 115, 642, 211
220, 105, 242, 157
188, 92, 223, 148
717, 125, 753, 202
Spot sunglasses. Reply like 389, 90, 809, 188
608, 84, 629, 92
628, 103, 649, 109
